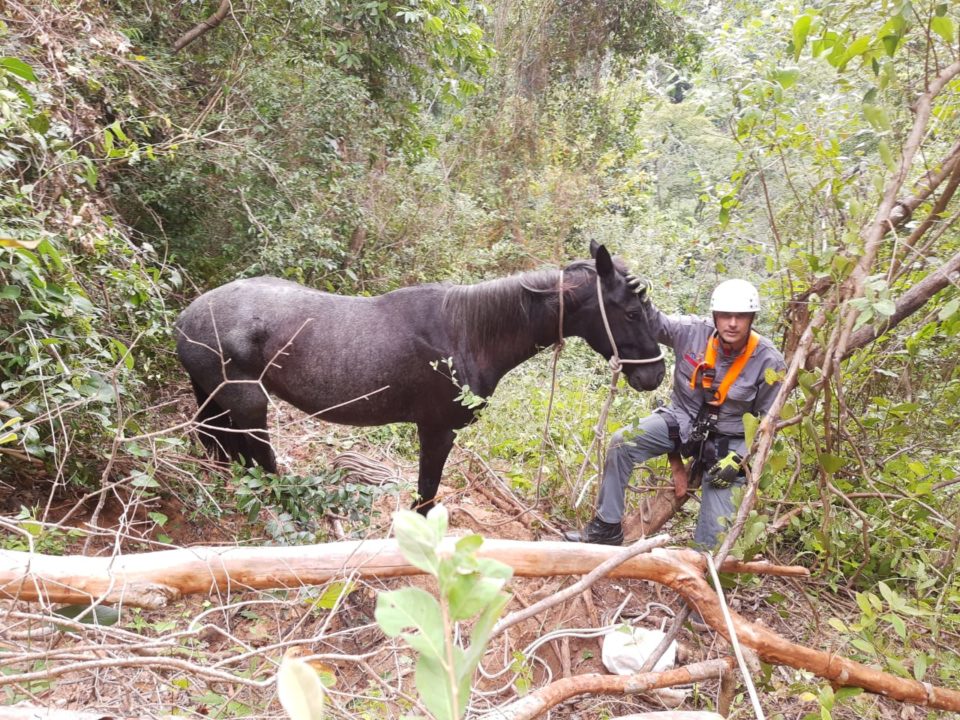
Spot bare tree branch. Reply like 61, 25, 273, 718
172, 0, 232, 53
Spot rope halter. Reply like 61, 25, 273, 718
595, 275, 665, 372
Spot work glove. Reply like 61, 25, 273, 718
705, 451, 743, 489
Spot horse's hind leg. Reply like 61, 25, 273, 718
221, 381, 277, 472
190, 379, 241, 462
192, 377, 276, 472
414, 425, 455, 515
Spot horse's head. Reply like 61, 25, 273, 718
565, 242, 666, 392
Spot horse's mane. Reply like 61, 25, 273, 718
441, 261, 597, 350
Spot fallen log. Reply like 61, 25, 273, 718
0, 539, 803, 609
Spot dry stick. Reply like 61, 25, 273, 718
491, 534, 671, 639
477, 657, 736, 720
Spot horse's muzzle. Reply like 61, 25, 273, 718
625, 364, 666, 391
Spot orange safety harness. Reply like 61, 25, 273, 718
689, 331, 760, 406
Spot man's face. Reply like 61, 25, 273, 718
713, 312, 754, 351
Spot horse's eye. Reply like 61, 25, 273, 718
626, 311, 641, 321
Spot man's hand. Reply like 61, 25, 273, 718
706, 451, 743, 489
668, 452, 688, 498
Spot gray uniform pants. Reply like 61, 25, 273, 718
595, 412, 745, 549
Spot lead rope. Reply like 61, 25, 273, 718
574, 276, 665, 508
532, 271, 565, 501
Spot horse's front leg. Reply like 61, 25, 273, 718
413, 425, 456, 515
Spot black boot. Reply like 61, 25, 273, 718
562, 517, 624, 546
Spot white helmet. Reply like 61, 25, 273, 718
710, 279, 760, 313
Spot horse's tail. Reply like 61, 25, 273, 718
189, 379, 242, 464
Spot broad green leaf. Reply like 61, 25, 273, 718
792, 15, 813, 60
393, 509, 441, 575
881, 34, 901, 57
415, 652, 458, 720
827, 617, 848, 632
938, 298, 959, 321
839, 36, 871, 70
455, 533, 483, 554
375, 587, 445, 660
835, 687, 863, 702
884, 613, 906, 640
0, 57, 37, 82
931, 16, 955, 44
913, 652, 929, 681
850, 637, 877, 656
819, 684, 835, 711
0, 285, 21, 299
873, 298, 896, 317
773, 68, 799, 89
818, 453, 844, 474
314, 581, 355, 610
448, 575, 505, 621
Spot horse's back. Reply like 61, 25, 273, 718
175, 276, 458, 424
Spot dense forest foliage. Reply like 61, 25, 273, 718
1, 0, 959, 718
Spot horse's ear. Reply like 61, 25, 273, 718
593, 243, 614, 279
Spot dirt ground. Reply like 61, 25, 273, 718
0, 402, 911, 720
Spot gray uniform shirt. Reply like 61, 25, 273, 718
650, 309, 786, 441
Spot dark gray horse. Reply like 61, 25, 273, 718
175, 242, 665, 512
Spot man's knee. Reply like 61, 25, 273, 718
608, 428, 635, 453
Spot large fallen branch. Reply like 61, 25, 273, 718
2, 540, 958, 711
0, 539, 800, 609
478, 658, 735, 720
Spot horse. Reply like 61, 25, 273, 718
175, 241, 666, 513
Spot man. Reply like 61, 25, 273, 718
564, 279, 786, 548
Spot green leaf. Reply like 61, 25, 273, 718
773, 68, 799, 89
878, 140, 897, 172
827, 617, 848, 632
0, 285, 21, 299
862, 105, 891, 131
792, 15, 813, 60
913, 652, 929, 681
375, 587, 445, 660
54, 604, 121, 628
931, 16, 955, 44
314, 581, 356, 610
818, 453, 845, 475
742, 412, 759, 451
835, 687, 863, 702
885, 613, 906, 640
873, 298, 896, 317
0, 57, 37, 82
938, 298, 959, 321
392, 509, 442, 576
414, 652, 458, 720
